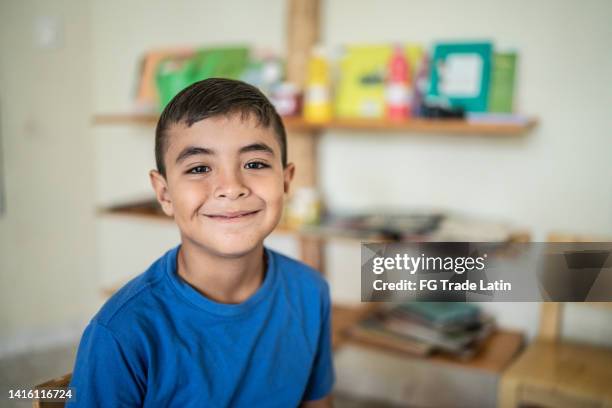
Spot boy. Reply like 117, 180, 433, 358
67, 78, 334, 407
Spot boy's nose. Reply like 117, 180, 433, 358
214, 172, 250, 200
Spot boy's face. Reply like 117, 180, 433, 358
150, 113, 294, 258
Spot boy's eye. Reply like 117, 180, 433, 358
188, 165, 211, 174
245, 161, 269, 170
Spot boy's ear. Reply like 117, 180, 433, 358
149, 170, 174, 217
283, 163, 295, 195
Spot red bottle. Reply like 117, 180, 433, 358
386, 46, 412, 120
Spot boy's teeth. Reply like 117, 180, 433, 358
218, 212, 252, 218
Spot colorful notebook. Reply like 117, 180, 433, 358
488, 52, 517, 113
428, 42, 493, 113
335, 44, 424, 118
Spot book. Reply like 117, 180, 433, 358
427, 42, 493, 113
303, 212, 444, 241
155, 46, 249, 109
488, 52, 517, 113
349, 319, 433, 357
335, 44, 424, 119
394, 302, 480, 327
135, 48, 195, 111
467, 112, 529, 125
383, 311, 495, 354
348, 303, 495, 359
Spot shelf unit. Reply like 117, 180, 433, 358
93, 0, 534, 397
93, 113, 537, 136
92, 0, 538, 280
93, 0, 537, 273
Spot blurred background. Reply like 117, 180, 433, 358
1, 0, 611, 407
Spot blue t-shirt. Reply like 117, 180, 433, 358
67, 245, 334, 407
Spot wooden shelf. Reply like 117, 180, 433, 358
308, 117, 537, 135
331, 305, 524, 374
98, 200, 165, 220
93, 113, 159, 126
344, 326, 524, 374
93, 113, 537, 136
330, 301, 524, 374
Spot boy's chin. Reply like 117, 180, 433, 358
192, 236, 265, 259
214, 244, 262, 259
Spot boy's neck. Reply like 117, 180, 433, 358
177, 239, 266, 304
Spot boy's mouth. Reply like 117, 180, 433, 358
204, 210, 261, 221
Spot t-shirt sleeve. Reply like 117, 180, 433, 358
302, 283, 335, 401
66, 321, 145, 407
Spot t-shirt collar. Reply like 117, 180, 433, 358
164, 245, 277, 317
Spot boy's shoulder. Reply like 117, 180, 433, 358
269, 248, 330, 297
92, 246, 177, 328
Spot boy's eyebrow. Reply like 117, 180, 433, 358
239, 143, 275, 156
175, 146, 214, 164
174, 143, 275, 165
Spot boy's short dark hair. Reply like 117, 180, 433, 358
155, 78, 287, 177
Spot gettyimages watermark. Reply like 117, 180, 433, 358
361, 242, 612, 302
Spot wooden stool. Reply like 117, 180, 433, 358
32, 373, 72, 408
499, 233, 612, 408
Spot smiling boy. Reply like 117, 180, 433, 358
67, 78, 334, 407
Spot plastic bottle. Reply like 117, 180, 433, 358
412, 52, 430, 117
304, 46, 332, 123
285, 187, 322, 229
386, 45, 412, 120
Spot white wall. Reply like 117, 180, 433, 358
1, 0, 611, 355
0, 0, 98, 355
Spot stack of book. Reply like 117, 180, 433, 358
309, 212, 444, 241
348, 302, 494, 359
302, 210, 518, 242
